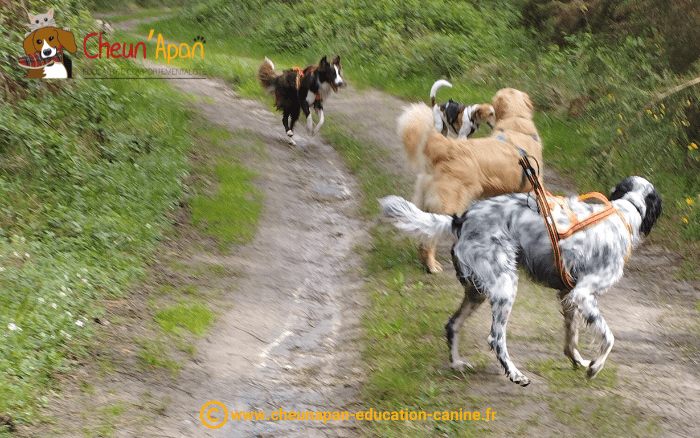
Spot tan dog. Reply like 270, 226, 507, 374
399, 88, 543, 273
22, 27, 77, 79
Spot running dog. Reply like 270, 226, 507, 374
401, 88, 543, 273
259, 55, 344, 145
430, 79, 495, 139
379, 176, 662, 386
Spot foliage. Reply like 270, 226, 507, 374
0, 1, 195, 431
153, 0, 699, 250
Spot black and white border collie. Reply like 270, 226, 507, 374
259, 55, 345, 145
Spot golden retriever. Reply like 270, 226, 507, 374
398, 88, 544, 273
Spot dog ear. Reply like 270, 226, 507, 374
56, 28, 77, 53
641, 191, 662, 236
23, 30, 37, 55
319, 55, 329, 66
609, 177, 634, 201
332, 55, 341, 65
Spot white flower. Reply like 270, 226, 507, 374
51, 303, 57, 309
146, 223, 152, 229
76, 320, 84, 327
65, 311, 72, 316
59, 292, 66, 297
0, 266, 5, 272
82, 278, 88, 283
13, 251, 19, 257
61, 285, 67, 291
8, 323, 21, 331
24, 253, 30, 258
38, 297, 45, 303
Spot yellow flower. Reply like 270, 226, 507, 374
608, 94, 613, 99
661, 103, 665, 109
688, 100, 692, 105
618, 113, 623, 120
653, 114, 658, 120
617, 128, 622, 134
646, 109, 652, 114
683, 217, 689, 223
689, 142, 698, 150
687, 198, 694, 205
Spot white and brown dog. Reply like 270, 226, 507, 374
21, 27, 77, 79
430, 80, 495, 139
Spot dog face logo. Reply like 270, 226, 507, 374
19, 27, 77, 79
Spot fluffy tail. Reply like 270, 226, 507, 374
397, 103, 439, 173
430, 79, 452, 106
258, 57, 279, 93
379, 195, 454, 242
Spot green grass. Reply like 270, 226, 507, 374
0, 60, 193, 431
155, 302, 213, 336
136, 338, 181, 376
102, 7, 180, 23
189, 161, 263, 249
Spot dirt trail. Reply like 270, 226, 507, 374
134, 66, 368, 438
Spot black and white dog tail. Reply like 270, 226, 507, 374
379, 196, 454, 242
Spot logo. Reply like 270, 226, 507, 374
18, 7, 76, 79
16, 7, 207, 80
200, 401, 228, 429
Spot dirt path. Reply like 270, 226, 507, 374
135, 67, 368, 438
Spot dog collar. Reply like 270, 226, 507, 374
18, 44, 63, 69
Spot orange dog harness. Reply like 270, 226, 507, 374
518, 153, 632, 291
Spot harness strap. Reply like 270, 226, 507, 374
518, 156, 634, 290
292, 66, 305, 90
518, 154, 575, 290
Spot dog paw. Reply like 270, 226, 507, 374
286, 130, 294, 137
509, 372, 530, 387
426, 260, 443, 274
586, 360, 604, 379
574, 359, 591, 369
451, 359, 474, 372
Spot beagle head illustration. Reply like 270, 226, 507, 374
23, 26, 77, 58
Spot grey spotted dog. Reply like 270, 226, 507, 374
379, 176, 662, 386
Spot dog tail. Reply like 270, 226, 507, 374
397, 103, 440, 173
379, 195, 454, 241
258, 57, 279, 93
430, 79, 452, 107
